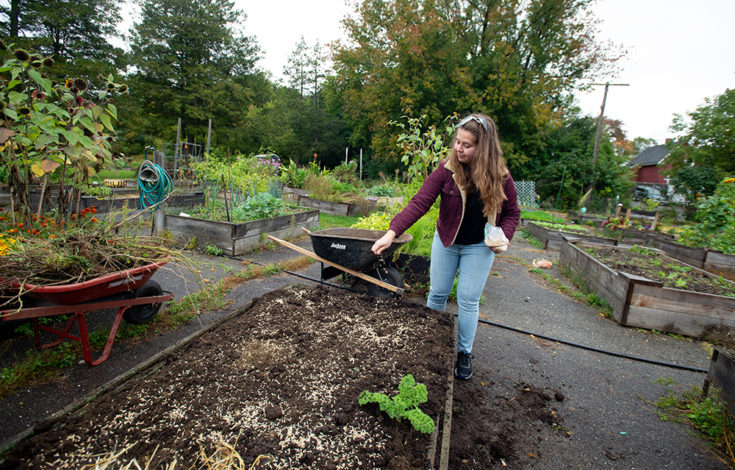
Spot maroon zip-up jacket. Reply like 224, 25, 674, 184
389, 159, 521, 247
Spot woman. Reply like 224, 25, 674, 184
371, 113, 520, 379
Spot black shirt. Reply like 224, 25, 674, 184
454, 190, 485, 245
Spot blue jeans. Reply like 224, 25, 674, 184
427, 231, 495, 354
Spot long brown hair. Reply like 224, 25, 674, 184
449, 113, 509, 218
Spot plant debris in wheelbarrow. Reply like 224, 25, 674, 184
1, 285, 454, 469
0, 229, 175, 308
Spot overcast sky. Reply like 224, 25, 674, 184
119, 0, 735, 144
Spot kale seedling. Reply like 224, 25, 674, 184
358, 374, 435, 434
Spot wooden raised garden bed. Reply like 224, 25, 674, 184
559, 237, 735, 341
647, 237, 735, 281
165, 209, 319, 255
1, 286, 454, 469
28, 190, 205, 213
705, 348, 735, 419
525, 221, 619, 250
296, 195, 375, 217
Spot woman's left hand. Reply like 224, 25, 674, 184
492, 243, 509, 254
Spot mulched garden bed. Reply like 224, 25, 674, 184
0, 286, 454, 469
586, 245, 734, 296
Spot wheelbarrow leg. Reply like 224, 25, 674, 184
32, 307, 129, 366
33, 315, 82, 349
78, 306, 129, 366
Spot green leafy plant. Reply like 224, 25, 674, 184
678, 178, 735, 254
233, 192, 287, 221
205, 244, 223, 256
358, 374, 435, 434
0, 46, 126, 226
391, 114, 455, 182
332, 160, 360, 186
367, 184, 399, 197
279, 159, 308, 189
652, 377, 734, 464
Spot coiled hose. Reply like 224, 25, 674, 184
138, 160, 173, 211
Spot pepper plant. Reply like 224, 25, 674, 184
0, 45, 126, 228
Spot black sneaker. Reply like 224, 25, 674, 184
455, 351, 473, 379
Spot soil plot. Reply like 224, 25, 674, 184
587, 245, 734, 296
2, 286, 454, 469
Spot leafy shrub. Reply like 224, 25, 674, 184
190, 153, 277, 196
391, 114, 455, 181
351, 212, 393, 230
367, 184, 399, 197
304, 173, 337, 201
332, 160, 359, 186
279, 160, 308, 189
205, 244, 223, 256
678, 178, 735, 254
231, 192, 286, 221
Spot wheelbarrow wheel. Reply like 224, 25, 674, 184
367, 266, 403, 298
123, 280, 163, 324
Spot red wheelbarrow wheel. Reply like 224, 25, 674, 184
123, 280, 164, 324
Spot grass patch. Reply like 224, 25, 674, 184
527, 265, 614, 319
318, 213, 360, 229
521, 209, 566, 224
0, 341, 78, 399
520, 229, 544, 249
91, 169, 137, 181
648, 377, 735, 467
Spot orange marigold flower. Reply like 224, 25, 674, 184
71, 214, 77, 220
16, 222, 23, 228
0, 216, 5, 221
90, 218, 98, 223
48, 234, 57, 239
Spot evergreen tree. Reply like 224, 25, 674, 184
127, 0, 261, 148
1, 0, 121, 62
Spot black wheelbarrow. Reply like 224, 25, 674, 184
268, 228, 413, 297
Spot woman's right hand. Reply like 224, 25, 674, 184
371, 230, 397, 255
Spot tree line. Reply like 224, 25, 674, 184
1, 0, 731, 209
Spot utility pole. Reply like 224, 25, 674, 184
591, 82, 629, 166
580, 82, 629, 209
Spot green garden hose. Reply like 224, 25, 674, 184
138, 160, 173, 211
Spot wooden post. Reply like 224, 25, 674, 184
651, 212, 659, 231
625, 208, 632, 223
152, 151, 165, 236
345, 147, 348, 164
615, 204, 622, 219
205, 118, 212, 156
174, 118, 181, 181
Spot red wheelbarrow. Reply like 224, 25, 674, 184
1, 262, 173, 366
